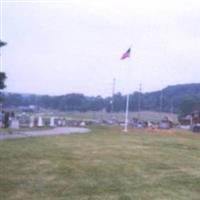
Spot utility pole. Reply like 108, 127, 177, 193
0, 40, 7, 111
0, 40, 7, 65
111, 78, 116, 113
138, 83, 142, 120
0, 1, 7, 111
170, 98, 174, 114
160, 90, 163, 113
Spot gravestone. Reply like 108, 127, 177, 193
50, 117, 55, 127
10, 119, 19, 129
57, 119, 62, 126
61, 119, 66, 126
80, 121, 86, 127
29, 116, 34, 128
37, 116, 43, 127
43, 117, 50, 127
18, 114, 30, 128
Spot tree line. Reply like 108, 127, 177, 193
2, 83, 200, 116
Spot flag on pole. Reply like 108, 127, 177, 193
121, 48, 131, 60
0, 40, 7, 47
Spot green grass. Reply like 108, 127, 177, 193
38, 110, 178, 123
64, 111, 178, 122
0, 126, 200, 200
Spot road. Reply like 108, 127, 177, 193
0, 127, 90, 140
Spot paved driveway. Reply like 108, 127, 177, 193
0, 127, 90, 140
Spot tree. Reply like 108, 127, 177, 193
0, 72, 6, 90
179, 96, 200, 116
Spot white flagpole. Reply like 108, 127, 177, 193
124, 93, 129, 132
121, 45, 132, 132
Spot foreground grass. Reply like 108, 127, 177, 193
0, 127, 200, 200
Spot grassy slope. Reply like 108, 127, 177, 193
50, 111, 178, 123
0, 126, 200, 200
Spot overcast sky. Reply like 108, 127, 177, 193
1, 0, 200, 96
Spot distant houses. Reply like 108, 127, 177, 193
179, 111, 200, 125
179, 110, 200, 132
159, 116, 173, 129
191, 111, 200, 124
179, 115, 192, 126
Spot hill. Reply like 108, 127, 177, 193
142, 83, 200, 114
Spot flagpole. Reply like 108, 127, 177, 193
138, 83, 142, 120
124, 93, 129, 132
111, 78, 116, 113
121, 46, 132, 132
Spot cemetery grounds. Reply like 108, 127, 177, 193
0, 125, 200, 200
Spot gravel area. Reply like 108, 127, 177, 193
0, 127, 90, 140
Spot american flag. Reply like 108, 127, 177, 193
0, 40, 7, 47
121, 48, 131, 60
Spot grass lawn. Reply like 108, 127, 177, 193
63, 111, 178, 123
0, 126, 200, 200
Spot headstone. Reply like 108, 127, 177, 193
10, 119, 19, 129
29, 116, 34, 128
43, 117, 50, 127
80, 121, 86, 127
61, 119, 66, 126
0, 111, 4, 128
38, 116, 43, 127
57, 119, 62, 126
50, 117, 55, 127
18, 114, 30, 128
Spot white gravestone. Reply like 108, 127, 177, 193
38, 116, 43, 127
57, 119, 62, 126
61, 119, 66, 126
10, 119, 19, 129
29, 116, 34, 128
50, 117, 55, 127
80, 121, 86, 127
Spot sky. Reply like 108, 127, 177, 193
0, 0, 200, 97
